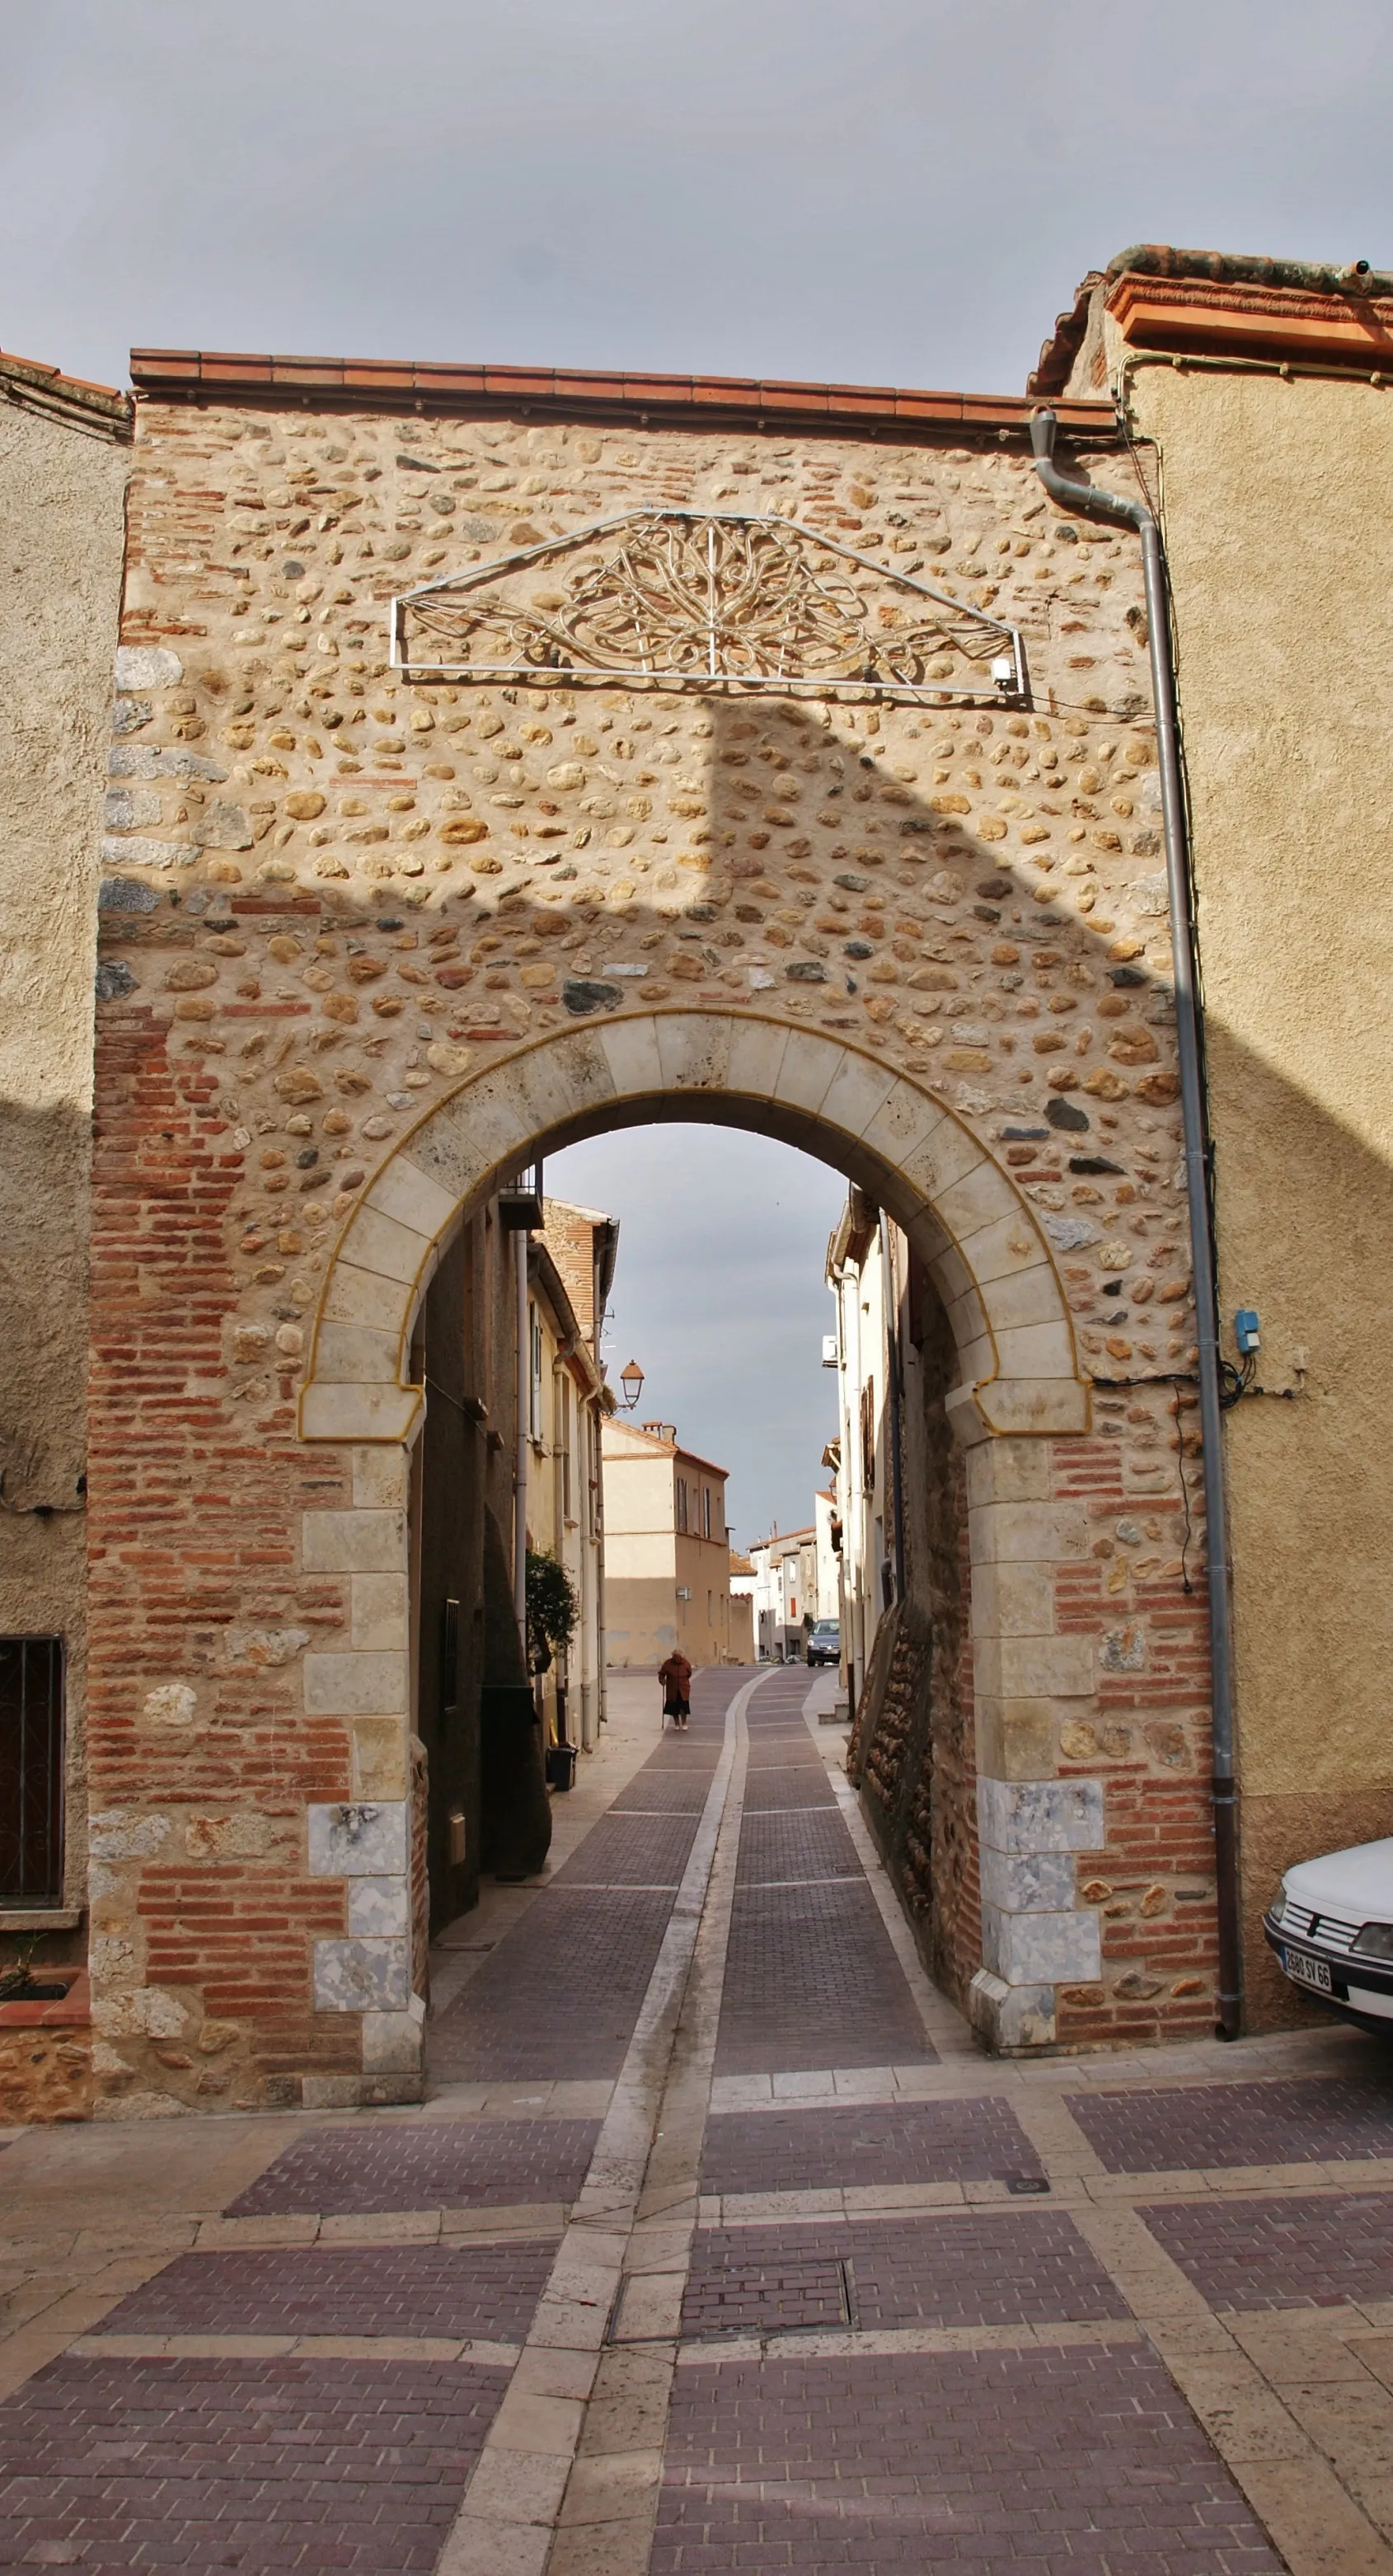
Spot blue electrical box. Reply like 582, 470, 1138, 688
1235, 1308, 1261, 1354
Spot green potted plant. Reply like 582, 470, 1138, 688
528, 1550, 579, 1790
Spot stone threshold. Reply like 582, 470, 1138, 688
71, 2330, 521, 2365
674, 2318, 1144, 2364
191, 2203, 569, 2249
697, 2167, 1393, 2226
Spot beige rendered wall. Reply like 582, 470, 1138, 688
0, 387, 129, 1941
675, 1523, 734, 1667
1126, 359, 1393, 2023
602, 1439, 678, 1664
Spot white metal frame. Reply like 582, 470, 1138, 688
390, 507, 1027, 707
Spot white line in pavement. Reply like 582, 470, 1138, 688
434, 1666, 768, 2576
73, 2330, 524, 2366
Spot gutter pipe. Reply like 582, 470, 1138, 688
1030, 410, 1241, 2043
514, 1230, 529, 1653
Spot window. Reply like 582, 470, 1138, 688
560, 1377, 573, 1520
0, 1637, 63, 1904
675, 1476, 689, 1534
529, 1305, 543, 1439
702, 1485, 712, 1540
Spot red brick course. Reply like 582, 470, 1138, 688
88, 1001, 358, 2109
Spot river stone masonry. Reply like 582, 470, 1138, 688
85, 382, 1213, 2113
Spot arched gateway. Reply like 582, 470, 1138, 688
83, 355, 1215, 2119
302, 1013, 1086, 1448
285, 1011, 1095, 2095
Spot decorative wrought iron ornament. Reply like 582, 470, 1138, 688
392, 509, 1025, 705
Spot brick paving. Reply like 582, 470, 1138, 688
9, 1665, 1393, 2576
684, 2209, 1129, 2337
715, 1693, 934, 2076
429, 1886, 681, 2081
0, 2353, 509, 2574
610, 1777, 712, 1813
715, 1882, 935, 2072
654, 2346, 1284, 2575
684, 2253, 852, 2337
547, 1809, 700, 1888
102, 2242, 555, 2341
426, 1667, 729, 2085
1067, 2076, 1393, 2173
226, 2117, 600, 2216
1138, 2192, 1393, 2312
743, 1765, 838, 1811
702, 2096, 1044, 2195
735, 1809, 860, 1885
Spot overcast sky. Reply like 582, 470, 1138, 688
6, 0, 1386, 1537
551, 1128, 843, 1551
3, 1, 1389, 398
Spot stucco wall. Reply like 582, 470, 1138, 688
0, 386, 129, 1943
1125, 359, 1393, 2024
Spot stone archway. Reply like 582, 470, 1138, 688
294, 1009, 1100, 2087
84, 368, 1216, 2118
302, 1011, 1087, 1446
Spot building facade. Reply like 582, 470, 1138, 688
16, 244, 1387, 2111
601, 1419, 735, 1668
525, 1204, 614, 1755
1032, 246, 1393, 2028
725, 1555, 756, 1663
747, 1526, 819, 1661
0, 353, 131, 2117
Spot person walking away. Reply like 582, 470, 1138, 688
659, 1648, 692, 1730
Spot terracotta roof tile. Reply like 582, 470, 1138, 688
0, 347, 131, 434
128, 346, 1114, 437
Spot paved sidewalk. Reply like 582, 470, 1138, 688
3, 1663, 1393, 2573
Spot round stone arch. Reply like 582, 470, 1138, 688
296, 1010, 1103, 2070
301, 1010, 1089, 1449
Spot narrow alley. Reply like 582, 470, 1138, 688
4, 1668, 1393, 2575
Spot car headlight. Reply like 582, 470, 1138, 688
1353, 1922, 1393, 1964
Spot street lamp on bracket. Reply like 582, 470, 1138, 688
619, 1358, 645, 1413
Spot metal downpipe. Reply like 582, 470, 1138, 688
1030, 410, 1241, 2041
514, 1227, 529, 1654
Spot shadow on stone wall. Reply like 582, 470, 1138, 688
87, 486, 1393, 2088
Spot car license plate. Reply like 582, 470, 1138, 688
1283, 1947, 1332, 1993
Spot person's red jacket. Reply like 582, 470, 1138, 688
659, 1652, 692, 1697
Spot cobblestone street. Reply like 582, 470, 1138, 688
4, 1666, 1393, 2574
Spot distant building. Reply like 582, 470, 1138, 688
601, 1419, 735, 1668
814, 1490, 841, 1632
824, 1189, 896, 1713
747, 1525, 818, 1661
527, 1203, 617, 1754
726, 1553, 756, 1664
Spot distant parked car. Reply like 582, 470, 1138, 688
806, 1619, 841, 1668
1264, 1836, 1393, 2034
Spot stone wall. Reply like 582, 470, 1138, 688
81, 377, 1218, 2104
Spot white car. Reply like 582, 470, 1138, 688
1264, 1837, 1393, 2032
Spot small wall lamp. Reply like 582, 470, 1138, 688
619, 1358, 645, 1412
